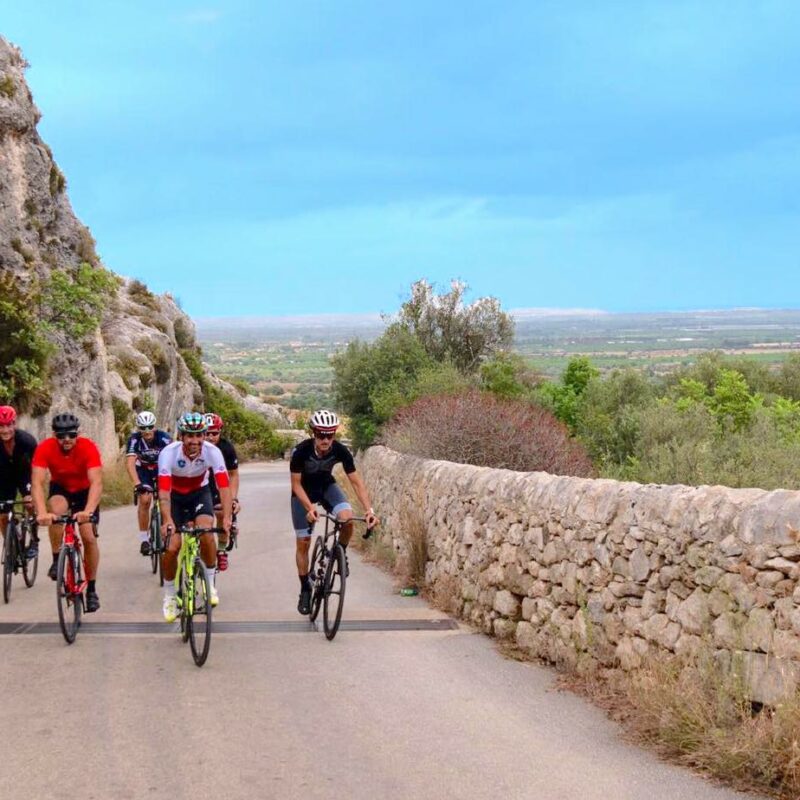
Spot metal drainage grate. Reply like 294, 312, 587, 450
0, 619, 458, 636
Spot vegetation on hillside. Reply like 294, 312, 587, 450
0, 262, 120, 411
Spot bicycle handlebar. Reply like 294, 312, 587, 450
308, 513, 378, 539
0, 500, 32, 514
51, 512, 99, 525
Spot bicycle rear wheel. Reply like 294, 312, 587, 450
21, 519, 38, 588
188, 558, 212, 667
56, 546, 82, 644
149, 513, 159, 575
322, 543, 346, 640
2, 521, 15, 603
308, 536, 324, 622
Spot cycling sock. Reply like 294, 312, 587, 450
88, 580, 96, 593
164, 583, 176, 598
52, 552, 58, 564
299, 573, 311, 590
138, 530, 149, 542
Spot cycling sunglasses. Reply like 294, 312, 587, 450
313, 431, 335, 440
137, 425, 155, 431
55, 431, 78, 440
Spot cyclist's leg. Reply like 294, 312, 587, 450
163, 491, 188, 582
46, 488, 69, 577
136, 466, 153, 543
0, 484, 14, 538
323, 484, 354, 546
75, 499, 100, 581
292, 495, 314, 575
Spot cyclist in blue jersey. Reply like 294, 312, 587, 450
125, 411, 172, 555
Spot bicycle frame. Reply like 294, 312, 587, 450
173, 526, 220, 615
55, 516, 88, 596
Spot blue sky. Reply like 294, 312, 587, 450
3, 1, 799, 317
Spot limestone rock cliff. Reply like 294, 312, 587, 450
0, 37, 285, 459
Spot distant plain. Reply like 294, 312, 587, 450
197, 308, 800, 410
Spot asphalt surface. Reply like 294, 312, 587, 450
0, 462, 759, 800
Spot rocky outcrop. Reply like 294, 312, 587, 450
0, 37, 283, 458
360, 446, 800, 705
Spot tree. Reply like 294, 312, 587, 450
393, 280, 514, 373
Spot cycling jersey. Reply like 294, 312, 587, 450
32, 437, 102, 493
0, 429, 37, 499
157, 441, 229, 495
209, 437, 238, 505
290, 439, 355, 499
125, 430, 172, 469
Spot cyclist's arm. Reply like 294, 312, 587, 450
31, 465, 48, 520
125, 454, 140, 486
230, 468, 240, 511
346, 470, 377, 524
82, 466, 102, 516
290, 472, 315, 513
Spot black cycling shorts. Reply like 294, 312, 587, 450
49, 483, 101, 522
171, 487, 214, 529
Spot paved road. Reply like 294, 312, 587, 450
0, 463, 757, 800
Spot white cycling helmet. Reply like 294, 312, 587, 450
135, 411, 157, 429
309, 409, 339, 433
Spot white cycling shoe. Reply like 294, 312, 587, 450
209, 584, 219, 607
163, 595, 178, 623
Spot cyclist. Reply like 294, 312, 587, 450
125, 410, 172, 555
158, 412, 232, 622
204, 412, 240, 571
31, 413, 103, 612
0, 405, 38, 556
290, 409, 377, 615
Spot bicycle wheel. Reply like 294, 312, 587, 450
2, 520, 15, 603
21, 519, 38, 587
188, 558, 212, 667
179, 567, 190, 643
149, 513, 159, 575
308, 536, 324, 622
322, 543, 347, 640
56, 546, 82, 644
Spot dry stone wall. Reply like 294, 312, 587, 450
360, 446, 800, 704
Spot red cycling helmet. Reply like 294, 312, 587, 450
204, 412, 223, 432
0, 406, 17, 426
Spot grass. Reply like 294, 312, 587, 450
102, 458, 135, 508
0, 74, 15, 98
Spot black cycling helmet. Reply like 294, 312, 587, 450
51, 412, 80, 433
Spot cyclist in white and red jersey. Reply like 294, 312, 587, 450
157, 412, 232, 622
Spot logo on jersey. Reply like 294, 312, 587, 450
177, 459, 186, 468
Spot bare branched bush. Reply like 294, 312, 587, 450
382, 390, 594, 476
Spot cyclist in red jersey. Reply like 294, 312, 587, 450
31, 413, 103, 612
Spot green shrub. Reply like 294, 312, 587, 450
43, 262, 120, 339
0, 75, 15, 98
111, 396, 133, 446
49, 164, 66, 195
136, 336, 171, 384
173, 316, 195, 350
0, 275, 53, 411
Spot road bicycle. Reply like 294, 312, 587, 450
135, 485, 164, 584
308, 513, 373, 641
1, 500, 38, 603
170, 524, 221, 667
54, 512, 97, 644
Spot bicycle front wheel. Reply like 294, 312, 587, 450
322, 543, 346, 640
188, 559, 212, 667
2, 521, 14, 603
308, 536, 324, 622
21, 520, 38, 587
56, 546, 82, 644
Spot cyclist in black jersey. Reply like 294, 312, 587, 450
125, 411, 172, 555
204, 413, 240, 571
0, 406, 38, 557
290, 409, 378, 615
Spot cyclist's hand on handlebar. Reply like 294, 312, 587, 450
365, 511, 379, 529
75, 510, 94, 524
161, 521, 174, 537
222, 515, 232, 534
232, 498, 241, 515
305, 507, 319, 525
37, 512, 55, 526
